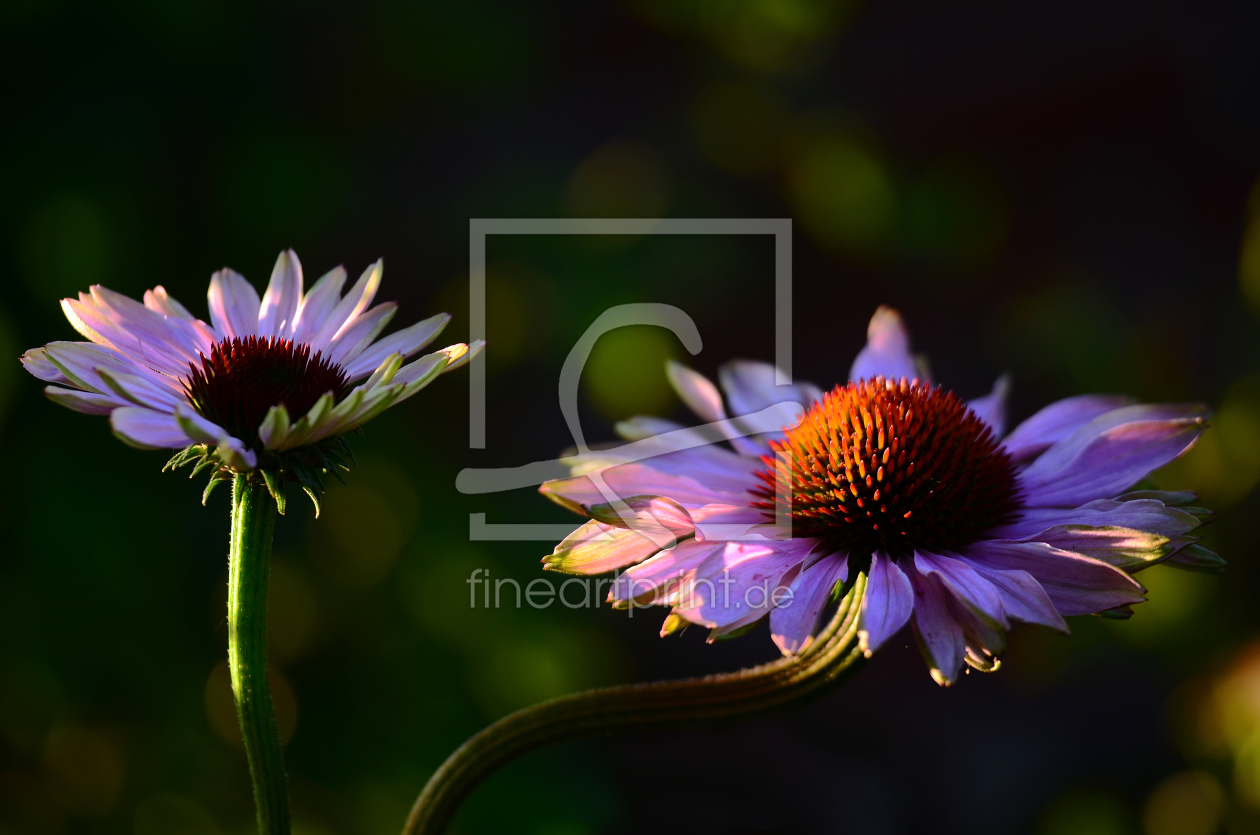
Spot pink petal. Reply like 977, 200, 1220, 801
95, 367, 185, 411
1019, 411, 1207, 507
667, 361, 726, 423
64, 293, 197, 376
963, 562, 1067, 631
849, 306, 922, 384
586, 495, 697, 547
858, 551, 915, 654
675, 540, 811, 629
207, 268, 261, 339
45, 386, 129, 415
691, 503, 768, 540
1002, 394, 1136, 461
308, 260, 383, 351
541, 462, 746, 513
990, 498, 1201, 540
718, 359, 824, 418
914, 550, 1007, 627
111, 406, 197, 449
615, 539, 723, 606
87, 286, 204, 356
342, 312, 451, 381
325, 302, 398, 367
542, 520, 664, 575
391, 350, 450, 387
600, 427, 764, 495
290, 266, 348, 346
909, 569, 966, 685
44, 341, 183, 398
960, 539, 1144, 616
967, 375, 1010, 437
142, 287, 219, 352
257, 249, 303, 337
770, 551, 849, 655
143, 286, 194, 319
21, 348, 71, 385
1032, 526, 1189, 572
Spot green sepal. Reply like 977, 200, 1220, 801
1097, 604, 1135, 620
708, 621, 759, 642
301, 486, 322, 518
1164, 543, 1226, 574
163, 446, 199, 472
189, 455, 219, 480
261, 469, 287, 515
203, 472, 230, 505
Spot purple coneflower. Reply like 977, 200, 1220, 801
21, 249, 481, 510
20, 250, 482, 834
541, 307, 1220, 685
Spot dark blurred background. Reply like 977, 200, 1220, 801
3, 0, 1260, 833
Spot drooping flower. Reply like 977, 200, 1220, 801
22, 250, 482, 510
539, 306, 1220, 685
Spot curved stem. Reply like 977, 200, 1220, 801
403, 573, 868, 835
229, 474, 290, 834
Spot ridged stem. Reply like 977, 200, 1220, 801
403, 573, 868, 835
229, 474, 290, 834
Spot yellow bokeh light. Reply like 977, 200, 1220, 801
583, 326, 681, 421
1142, 771, 1223, 835
786, 123, 896, 256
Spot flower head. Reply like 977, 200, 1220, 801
22, 250, 482, 510
539, 306, 1220, 685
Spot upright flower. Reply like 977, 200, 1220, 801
20, 250, 481, 835
540, 306, 1220, 686
22, 249, 481, 511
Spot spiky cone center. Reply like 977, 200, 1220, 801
752, 377, 1022, 559
183, 336, 349, 448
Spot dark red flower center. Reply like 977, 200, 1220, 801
752, 377, 1022, 558
183, 336, 349, 447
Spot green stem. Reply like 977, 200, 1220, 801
403, 573, 868, 835
229, 474, 290, 834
